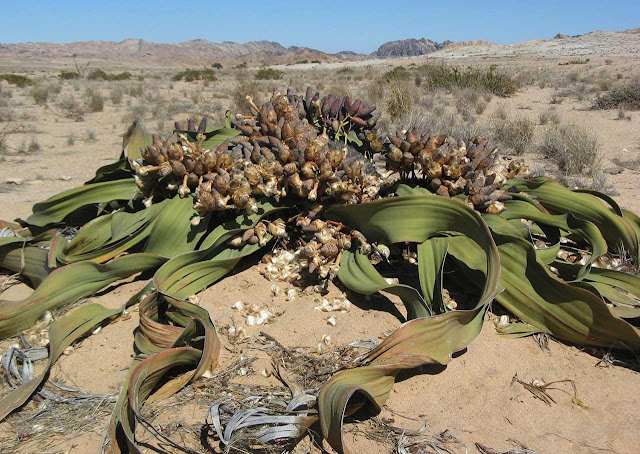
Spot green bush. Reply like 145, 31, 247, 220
591, 80, 640, 110
87, 69, 133, 81
383, 66, 411, 82
211, 63, 223, 69
172, 68, 217, 82
311, 60, 321, 64
59, 71, 80, 80
254, 68, 284, 80
416, 63, 516, 96
0, 74, 32, 88
558, 58, 590, 66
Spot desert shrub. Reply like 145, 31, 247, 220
56, 95, 85, 121
127, 84, 144, 98
550, 93, 563, 104
211, 63, 223, 69
559, 58, 590, 66
383, 66, 411, 82
311, 60, 321, 64
110, 86, 124, 105
454, 88, 488, 115
566, 71, 580, 83
540, 124, 601, 174
337, 67, 354, 75
28, 136, 41, 152
59, 71, 80, 80
494, 105, 508, 120
87, 130, 97, 142
539, 108, 560, 125
417, 63, 516, 96
88, 69, 133, 81
49, 82, 62, 96
295, 60, 308, 64
385, 79, 414, 119
492, 116, 535, 155
591, 80, 640, 110
29, 85, 50, 105
598, 77, 613, 91
87, 92, 104, 112
0, 85, 12, 101
172, 68, 217, 82
231, 72, 262, 113
324, 84, 351, 99
0, 74, 32, 88
130, 103, 147, 120
365, 79, 385, 104
255, 68, 284, 80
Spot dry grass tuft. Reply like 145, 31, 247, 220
231, 72, 263, 114
492, 116, 535, 155
385, 79, 416, 119
539, 123, 601, 174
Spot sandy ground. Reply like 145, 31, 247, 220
1, 53, 640, 454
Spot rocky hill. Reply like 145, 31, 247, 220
374, 38, 452, 58
0, 38, 359, 66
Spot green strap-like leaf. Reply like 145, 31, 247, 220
0, 243, 50, 287
26, 179, 138, 227
173, 125, 240, 149
321, 193, 501, 454
122, 121, 153, 161
0, 303, 123, 420
504, 177, 639, 260
446, 234, 640, 349
338, 250, 431, 320
417, 237, 448, 314
143, 196, 210, 258
0, 253, 165, 339
58, 202, 164, 264
499, 200, 608, 281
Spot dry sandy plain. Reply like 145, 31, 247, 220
1, 33, 640, 454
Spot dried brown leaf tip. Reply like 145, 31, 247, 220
511, 373, 588, 409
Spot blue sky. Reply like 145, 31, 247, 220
0, 1, 638, 54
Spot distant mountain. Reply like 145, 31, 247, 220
0, 38, 361, 66
374, 38, 453, 58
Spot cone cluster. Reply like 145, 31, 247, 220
132, 90, 384, 217
131, 87, 530, 219
299, 87, 382, 154
381, 129, 530, 214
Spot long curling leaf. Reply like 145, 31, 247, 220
58, 202, 165, 264
321, 192, 501, 454
0, 253, 165, 339
445, 233, 640, 349
26, 179, 138, 227
0, 303, 124, 420
105, 202, 280, 453
504, 177, 639, 260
